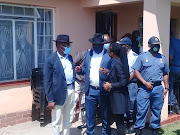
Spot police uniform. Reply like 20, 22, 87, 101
132, 37, 169, 132
127, 50, 138, 123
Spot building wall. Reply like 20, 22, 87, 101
1, 0, 180, 127
0, 0, 95, 127
0, 0, 95, 56
93, 3, 143, 40
82, 0, 142, 7
0, 84, 31, 115
116, 4, 143, 40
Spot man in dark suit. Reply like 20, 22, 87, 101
43, 35, 75, 135
75, 33, 113, 135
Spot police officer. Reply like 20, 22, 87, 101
132, 36, 169, 135
117, 37, 138, 133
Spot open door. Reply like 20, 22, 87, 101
96, 10, 117, 41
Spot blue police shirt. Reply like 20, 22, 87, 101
169, 37, 180, 72
132, 51, 169, 82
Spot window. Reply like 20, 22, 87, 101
0, 4, 54, 82
37, 9, 53, 68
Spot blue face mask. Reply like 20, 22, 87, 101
104, 43, 110, 50
136, 36, 141, 41
64, 47, 70, 54
151, 44, 160, 53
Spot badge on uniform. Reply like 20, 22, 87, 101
160, 58, 163, 63
146, 58, 148, 62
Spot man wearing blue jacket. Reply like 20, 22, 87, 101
76, 33, 113, 135
43, 35, 75, 135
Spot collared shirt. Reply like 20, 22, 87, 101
169, 37, 180, 72
57, 52, 74, 84
127, 49, 138, 75
89, 49, 104, 87
132, 51, 169, 82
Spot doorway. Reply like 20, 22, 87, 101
96, 10, 117, 41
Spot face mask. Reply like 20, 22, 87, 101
136, 36, 141, 41
93, 46, 103, 54
64, 47, 70, 54
151, 44, 160, 53
104, 43, 110, 50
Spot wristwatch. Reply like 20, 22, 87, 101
165, 88, 170, 90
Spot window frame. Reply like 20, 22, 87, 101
0, 4, 55, 84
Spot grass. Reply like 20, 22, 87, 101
159, 121, 180, 135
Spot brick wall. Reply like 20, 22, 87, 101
0, 108, 51, 128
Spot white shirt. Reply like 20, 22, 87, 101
57, 52, 74, 84
127, 49, 138, 74
89, 50, 104, 87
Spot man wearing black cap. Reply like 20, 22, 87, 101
75, 33, 113, 135
43, 35, 75, 135
132, 36, 169, 135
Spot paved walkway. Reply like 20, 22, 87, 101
0, 119, 153, 135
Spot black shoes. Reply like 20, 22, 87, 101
135, 129, 142, 135
168, 104, 180, 114
126, 125, 135, 134
77, 123, 86, 129
174, 104, 180, 114
152, 128, 159, 135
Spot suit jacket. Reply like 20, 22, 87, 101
79, 49, 113, 95
43, 51, 75, 105
109, 58, 130, 114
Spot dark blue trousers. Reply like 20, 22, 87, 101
134, 85, 164, 129
85, 87, 111, 135
168, 71, 180, 105
127, 82, 138, 123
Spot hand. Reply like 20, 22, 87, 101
48, 102, 55, 110
75, 65, 82, 73
163, 89, 168, 100
144, 82, 154, 90
103, 82, 111, 91
99, 66, 109, 75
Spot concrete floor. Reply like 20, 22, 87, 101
0, 119, 153, 135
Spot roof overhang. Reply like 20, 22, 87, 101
81, 0, 143, 8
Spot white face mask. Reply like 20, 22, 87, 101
104, 43, 110, 49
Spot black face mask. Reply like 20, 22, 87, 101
150, 44, 160, 53
108, 53, 113, 58
93, 45, 103, 54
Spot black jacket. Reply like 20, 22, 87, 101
109, 58, 130, 114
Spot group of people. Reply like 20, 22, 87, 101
43, 32, 170, 135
